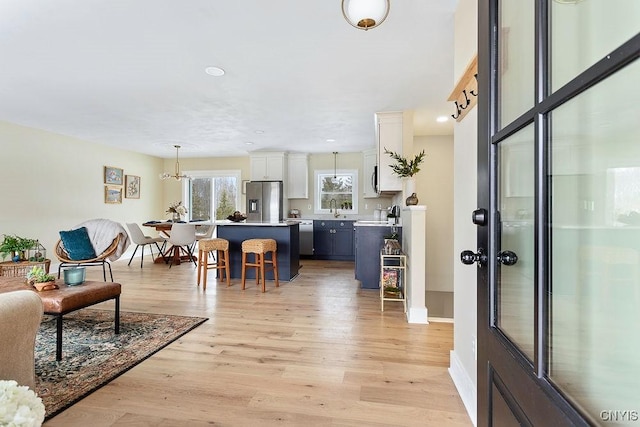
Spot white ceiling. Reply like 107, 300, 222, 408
0, 1, 457, 159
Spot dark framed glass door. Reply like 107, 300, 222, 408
471, 1, 639, 425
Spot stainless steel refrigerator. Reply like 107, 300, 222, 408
246, 181, 284, 223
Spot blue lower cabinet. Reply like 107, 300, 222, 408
313, 220, 354, 261
354, 226, 402, 289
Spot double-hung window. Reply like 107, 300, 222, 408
183, 170, 241, 221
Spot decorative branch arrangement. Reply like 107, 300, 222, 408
384, 148, 426, 178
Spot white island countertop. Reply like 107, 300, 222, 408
217, 221, 299, 227
354, 220, 400, 227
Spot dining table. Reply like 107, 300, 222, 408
142, 220, 214, 265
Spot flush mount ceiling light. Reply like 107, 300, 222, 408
204, 66, 225, 76
341, 0, 390, 31
160, 145, 190, 181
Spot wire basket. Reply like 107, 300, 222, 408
0, 259, 51, 278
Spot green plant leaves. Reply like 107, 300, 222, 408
384, 148, 426, 178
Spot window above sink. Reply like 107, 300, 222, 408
314, 169, 359, 215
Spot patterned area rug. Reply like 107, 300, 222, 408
34, 309, 207, 420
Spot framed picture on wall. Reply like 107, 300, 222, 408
104, 166, 124, 185
125, 175, 140, 199
104, 185, 123, 204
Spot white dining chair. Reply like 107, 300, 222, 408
193, 224, 216, 251
165, 223, 197, 268
126, 223, 167, 268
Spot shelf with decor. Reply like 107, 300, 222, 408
380, 247, 407, 313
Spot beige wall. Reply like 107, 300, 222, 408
288, 152, 394, 218
0, 121, 164, 259
450, 0, 479, 424
170, 152, 395, 220
413, 135, 454, 293
0, 121, 455, 306
164, 156, 251, 216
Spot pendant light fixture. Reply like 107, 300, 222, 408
160, 145, 190, 181
341, 0, 390, 31
333, 151, 338, 179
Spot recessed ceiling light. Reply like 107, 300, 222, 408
245, 142, 254, 145
326, 139, 336, 142
436, 116, 449, 123
205, 66, 225, 76
254, 130, 264, 134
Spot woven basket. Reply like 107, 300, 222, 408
0, 259, 51, 277
242, 239, 276, 254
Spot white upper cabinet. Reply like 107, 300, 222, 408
250, 152, 287, 181
287, 153, 309, 199
376, 112, 403, 194
362, 148, 377, 198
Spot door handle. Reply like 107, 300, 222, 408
460, 248, 487, 266
497, 250, 518, 266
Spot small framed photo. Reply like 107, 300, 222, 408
105, 185, 123, 204
125, 175, 141, 199
104, 166, 124, 185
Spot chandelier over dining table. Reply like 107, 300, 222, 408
160, 145, 190, 181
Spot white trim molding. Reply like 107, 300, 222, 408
449, 350, 477, 426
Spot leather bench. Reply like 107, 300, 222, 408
38, 280, 121, 361
0, 277, 121, 361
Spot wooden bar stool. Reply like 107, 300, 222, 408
241, 238, 279, 292
197, 238, 230, 290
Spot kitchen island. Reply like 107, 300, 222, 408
217, 221, 300, 281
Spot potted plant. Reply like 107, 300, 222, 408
384, 148, 426, 205
0, 235, 37, 262
26, 265, 58, 291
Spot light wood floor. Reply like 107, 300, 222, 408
45, 258, 470, 427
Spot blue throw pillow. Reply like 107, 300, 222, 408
59, 227, 97, 260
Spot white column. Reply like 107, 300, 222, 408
401, 205, 428, 323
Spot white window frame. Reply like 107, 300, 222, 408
182, 170, 242, 220
314, 169, 359, 215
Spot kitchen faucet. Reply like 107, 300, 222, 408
329, 199, 340, 218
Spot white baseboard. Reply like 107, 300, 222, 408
449, 350, 477, 426
406, 306, 428, 324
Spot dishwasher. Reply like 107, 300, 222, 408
298, 219, 314, 256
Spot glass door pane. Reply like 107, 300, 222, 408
549, 60, 640, 420
498, 0, 535, 129
498, 124, 536, 360
551, 0, 640, 92
190, 178, 212, 221
214, 177, 238, 220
